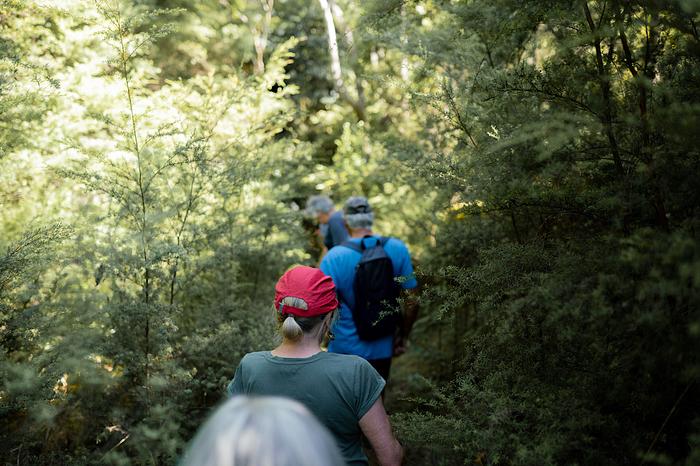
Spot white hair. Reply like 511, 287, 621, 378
305, 195, 334, 215
344, 212, 374, 229
181, 396, 345, 466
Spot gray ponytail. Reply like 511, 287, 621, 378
281, 315, 303, 341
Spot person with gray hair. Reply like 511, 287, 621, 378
180, 396, 345, 466
320, 196, 419, 386
305, 195, 349, 255
343, 196, 375, 230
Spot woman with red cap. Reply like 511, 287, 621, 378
227, 266, 403, 466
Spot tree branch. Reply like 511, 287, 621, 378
584, 1, 624, 176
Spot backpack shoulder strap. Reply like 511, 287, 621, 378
339, 241, 362, 253
379, 236, 392, 246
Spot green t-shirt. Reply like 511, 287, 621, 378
227, 351, 385, 466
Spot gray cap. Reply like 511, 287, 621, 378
343, 196, 372, 215
344, 196, 374, 229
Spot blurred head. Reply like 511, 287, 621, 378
305, 195, 334, 224
343, 196, 374, 230
181, 396, 345, 466
274, 266, 338, 342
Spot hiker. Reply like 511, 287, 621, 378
320, 196, 419, 384
226, 265, 403, 466
180, 396, 345, 466
305, 195, 349, 257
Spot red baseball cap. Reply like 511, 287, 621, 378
274, 266, 338, 317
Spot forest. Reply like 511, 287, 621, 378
1, 0, 699, 464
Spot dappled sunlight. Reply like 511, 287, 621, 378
1, 0, 699, 465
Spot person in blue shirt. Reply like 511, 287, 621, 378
320, 196, 419, 383
305, 195, 350, 259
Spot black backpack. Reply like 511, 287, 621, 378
340, 236, 401, 341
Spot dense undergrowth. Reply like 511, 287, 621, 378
2, 0, 699, 465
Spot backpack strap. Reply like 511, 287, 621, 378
340, 236, 390, 252
339, 240, 362, 253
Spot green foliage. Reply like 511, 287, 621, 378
358, 0, 700, 464
0, 1, 60, 159
1, 0, 699, 464
1, 1, 306, 464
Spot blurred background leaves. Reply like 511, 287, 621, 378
1, 0, 699, 465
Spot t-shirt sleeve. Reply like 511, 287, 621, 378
394, 240, 418, 289
327, 215, 349, 248
226, 361, 245, 397
354, 359, 386, 419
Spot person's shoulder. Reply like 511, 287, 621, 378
321, 353, 378, 378
240, 351, 268, 365
322, 351, 363, 362
383, 236, 406, 246
323, 354, 380, 383
329, 210, 345, 223
320, 352, 368, 369
383, 236, 410, 254
322, 242, 354, 262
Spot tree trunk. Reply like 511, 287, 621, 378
318, 0, 366, 120
253, 0, 274, 75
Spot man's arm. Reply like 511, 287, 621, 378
359, 398, 404, 466
328, 212, 349, 247
401, 288, 420, 338
394, 288, 419, 356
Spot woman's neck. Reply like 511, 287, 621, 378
272, 337, 322, 358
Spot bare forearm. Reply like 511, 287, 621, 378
375, 438, 403, 466
360, 400, 404, 466
401, 292, 419, 337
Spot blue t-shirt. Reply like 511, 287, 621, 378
320, 235, 417, 360
323, 211, 349, 250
